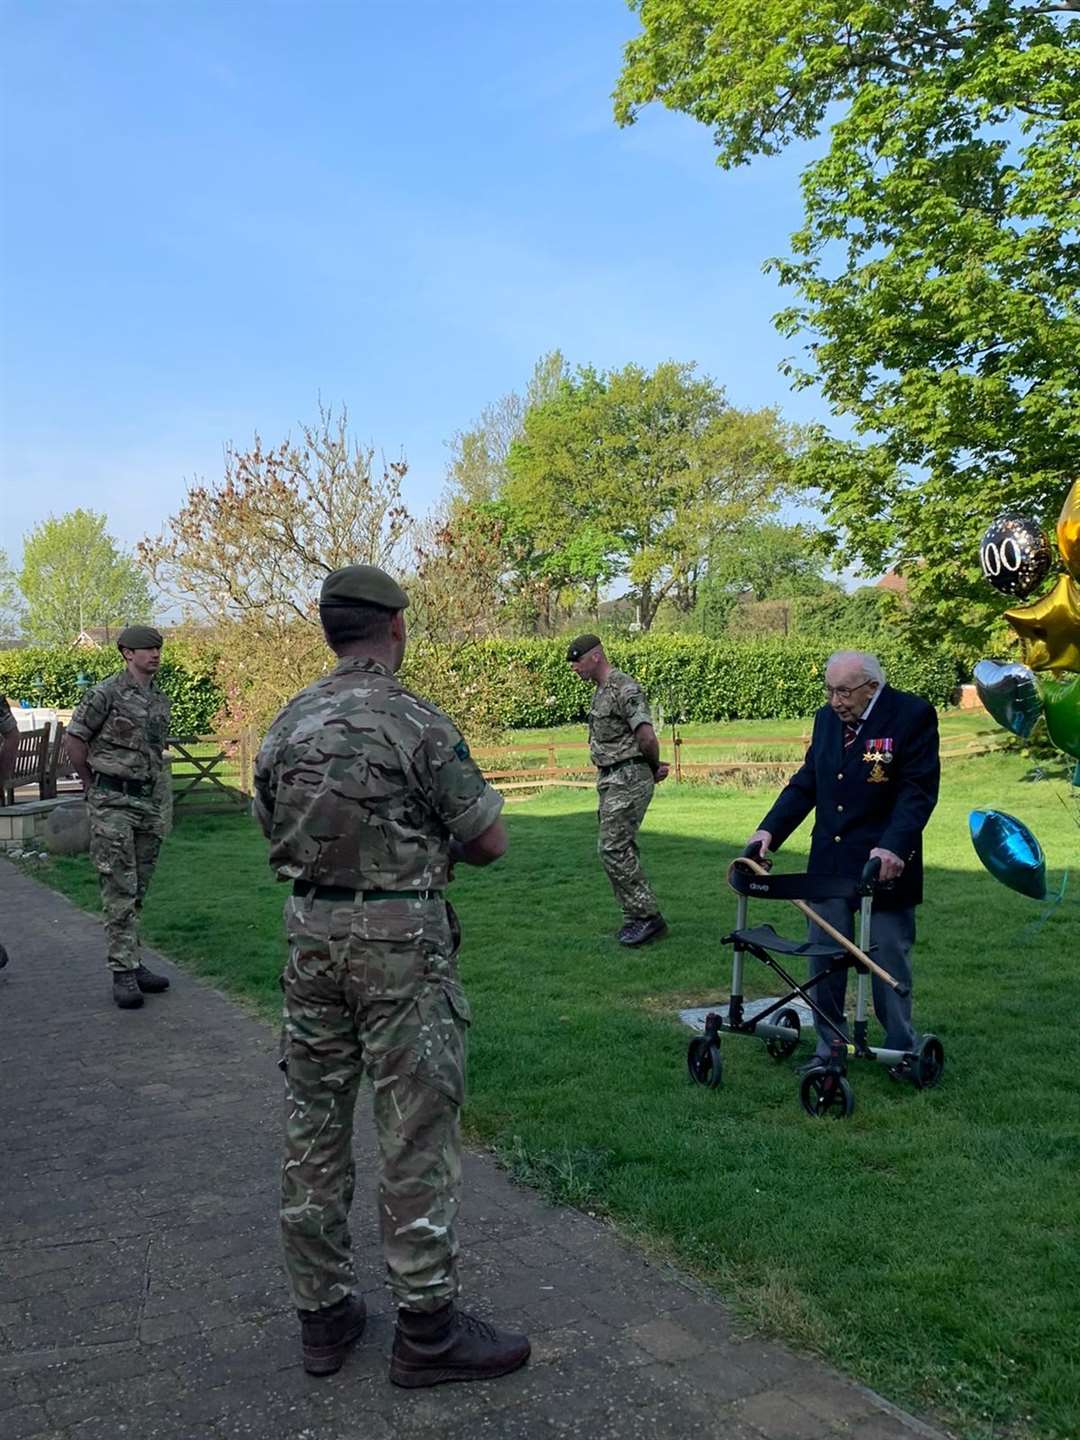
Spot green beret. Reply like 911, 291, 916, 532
566, 633, 602, 662
319, 565, 409, 611
117, 625, 164, 652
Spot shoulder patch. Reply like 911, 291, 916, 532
453, 739, 471, 761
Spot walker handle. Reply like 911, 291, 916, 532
743, 840, 772, 870
860, 857, 882, 889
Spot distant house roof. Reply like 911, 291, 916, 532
74, 628, 110, 648
597, 594, 635, 617
875, 570, 908, 594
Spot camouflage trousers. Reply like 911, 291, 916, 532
597, 764, 658, 921
87, 791, 165, 972
279, 892, 469, 1314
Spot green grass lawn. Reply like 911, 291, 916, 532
35, 741, 1079, 1440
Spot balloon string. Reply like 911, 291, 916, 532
1058, 785, 1080, 830
1017, 869, 1069, 943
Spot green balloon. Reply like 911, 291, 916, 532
1040, 671, 1080, 761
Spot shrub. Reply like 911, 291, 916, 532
447, 636, 960, 728
0, 643, 223, 736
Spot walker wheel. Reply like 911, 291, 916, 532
687, 1038, 724, 1088
914, 1034, 945, 1090
799, 1068, 855, 1118
765, 1007, 801, 1060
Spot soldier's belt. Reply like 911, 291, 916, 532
92, 772, 153, 797
597, 756, 652, 776
292, 880, 444, 903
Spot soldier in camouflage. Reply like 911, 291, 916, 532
66, 626, 173, 1009
567, 635, 669, 947
254, 563, 530, 1385
1, 694, 18, 969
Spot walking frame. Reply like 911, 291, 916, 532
687, 847, 945, 1117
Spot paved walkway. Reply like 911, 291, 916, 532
0, 860, 948, 1440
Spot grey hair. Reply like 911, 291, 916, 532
827, 650, 885, 685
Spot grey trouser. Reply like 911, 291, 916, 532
805, 898, 917, 1057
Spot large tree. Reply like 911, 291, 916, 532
0, 549, 23, 639
506, 361, 795, 629
141, 407, 411, 730
444, 352, 577, 631
615, 1, 1080, 652
18, 510, 152, 645
445, 351, 567, 506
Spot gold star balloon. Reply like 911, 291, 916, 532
1004, 574, 1080, 672
1058, 479, 1080, 581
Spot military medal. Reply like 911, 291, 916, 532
863, 737, 891, 783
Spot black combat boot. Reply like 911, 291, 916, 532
112, 971, 144, 1009
134, 963, 170, 993
619, 914, 668, 947
299, 1294, 367, 1376
390, 1302, 530, 1388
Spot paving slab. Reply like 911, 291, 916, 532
0, 859, 951, 1439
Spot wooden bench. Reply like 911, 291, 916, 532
0, 722, 78, 804
2, 726, 50, 806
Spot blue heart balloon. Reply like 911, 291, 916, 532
969, 810, 1047, 899
973, 659, 1043, 739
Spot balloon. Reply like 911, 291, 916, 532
979, 513, 1053, 597
973, 659, 1043, 739
969, 810, 1047, 899
1040, 671, 1080, 760
1059, 480, 1080, 581
1004, 575, 1080, 673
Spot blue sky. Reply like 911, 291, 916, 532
1, 0, 831, 570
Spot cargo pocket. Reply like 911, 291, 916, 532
415, 979, 471, 1106
367, 979, 471, 1108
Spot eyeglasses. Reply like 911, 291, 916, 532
825, 680, 874, 700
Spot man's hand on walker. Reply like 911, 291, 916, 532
869, 846, 904, 882
745, 830, 773, 868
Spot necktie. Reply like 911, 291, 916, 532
843, 721, 859, 749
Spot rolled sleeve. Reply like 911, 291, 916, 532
446, 782, 504, 844
419, 721, 504, 843
621, 683, 652, 733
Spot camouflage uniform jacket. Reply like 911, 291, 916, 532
68, 671, 171, 784
254, 656, 503, 891
0, 696, 16, 737
587, 669, 653, 769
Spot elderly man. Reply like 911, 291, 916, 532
567, 634, 669, 946
746, 651, 940, 1076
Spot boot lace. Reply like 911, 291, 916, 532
457, 1309, 499, 1342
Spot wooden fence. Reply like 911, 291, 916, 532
166, 726, 1002, 813
472, 728, 1000, 794
167, 730, 257, 814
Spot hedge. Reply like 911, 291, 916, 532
0, 636, 961, 739
0, 644, 224, 736
457, 636, 962, 728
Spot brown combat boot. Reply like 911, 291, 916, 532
299, 1294, 367, 1376
389, 1302, 530, 1388
112, 971, 144, 1009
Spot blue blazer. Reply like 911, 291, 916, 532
759, 685, 941, 908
